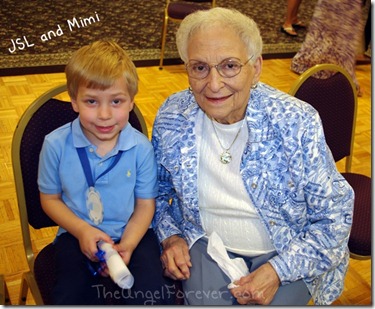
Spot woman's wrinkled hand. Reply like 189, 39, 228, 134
230, 262, 280, 305
161, 235, 192, 280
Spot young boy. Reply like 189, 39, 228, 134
38, 40, 176, 305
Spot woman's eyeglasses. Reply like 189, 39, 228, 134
185, 56, 253, 79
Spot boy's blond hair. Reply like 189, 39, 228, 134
65, 40, 138, 100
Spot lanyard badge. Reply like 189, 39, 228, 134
86, 186, 104, 225
76, 147, 123, 226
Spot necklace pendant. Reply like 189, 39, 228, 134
220, 151, 232, 164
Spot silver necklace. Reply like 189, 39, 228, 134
210, 117, 245, 164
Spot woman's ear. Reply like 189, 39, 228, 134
252, 56, 263, 84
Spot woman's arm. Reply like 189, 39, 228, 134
269, 112, 354, 283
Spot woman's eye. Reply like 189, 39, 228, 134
224, 62, 240, 70
194, 64, 208, 72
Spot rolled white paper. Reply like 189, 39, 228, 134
98, 241, 134, 289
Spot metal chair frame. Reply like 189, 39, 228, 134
0, 275, 11, 305
289, 63, 357, 173
159, 0, 216, 68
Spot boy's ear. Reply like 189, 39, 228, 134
71, 98, 79, 113
130, 100, 135, 111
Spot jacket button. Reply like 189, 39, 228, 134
251, 183, 257, 189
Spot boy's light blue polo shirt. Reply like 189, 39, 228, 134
38, 117, 158, 241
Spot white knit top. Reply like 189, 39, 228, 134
198, 113, 275, 257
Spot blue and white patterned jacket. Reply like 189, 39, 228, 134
151, 82, 354, 305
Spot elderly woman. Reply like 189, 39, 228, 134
151, 7, 353, 306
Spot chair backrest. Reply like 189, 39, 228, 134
12, 84, 148, 271
166, 0, 215, 20
289, 64, 357, 173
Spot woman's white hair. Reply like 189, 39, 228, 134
176, 7, 263, 63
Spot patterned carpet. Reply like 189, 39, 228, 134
0, 0, 317, 75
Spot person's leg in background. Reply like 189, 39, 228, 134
356, 2, 371, 63
281, 0, 305, 36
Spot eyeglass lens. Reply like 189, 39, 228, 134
186, 58, 251, 79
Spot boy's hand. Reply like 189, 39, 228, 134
113, 242, 132, 265
76, 224, 113, 261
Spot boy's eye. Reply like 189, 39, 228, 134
87, 99, 96, 104
112, 99, 121, 105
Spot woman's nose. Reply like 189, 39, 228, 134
206, 67, 224, 91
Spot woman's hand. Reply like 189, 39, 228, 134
161, 235, 192, 280
230, 262, 280, 305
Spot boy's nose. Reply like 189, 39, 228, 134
98, 105, 111, 119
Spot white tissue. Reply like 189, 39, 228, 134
99, 242, 134, 289
207, 232, 249, 289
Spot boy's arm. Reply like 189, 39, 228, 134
114, 198, 155, 264
40, 192, 113, 258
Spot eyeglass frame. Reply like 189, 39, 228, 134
185, 56, 254, 80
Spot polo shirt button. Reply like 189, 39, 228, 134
89, 148, 94, 153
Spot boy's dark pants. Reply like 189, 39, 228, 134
52, 229, 176, 305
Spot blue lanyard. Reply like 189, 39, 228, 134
76, 147, 123, 187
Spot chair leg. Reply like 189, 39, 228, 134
18, 271, 44, 305
159, 13, 169, 69
18, 273, 29, 305
0, 275, 11, 305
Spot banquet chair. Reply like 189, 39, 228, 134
289, 63, 371, 260
0, 275, 11, 305
159, 0, 216, 68
12, 84, 148, 305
